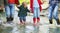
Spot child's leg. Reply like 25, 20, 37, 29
33, 7, 37, 24
23, 16, 26, 24
19, 17, 23, 24
53, 4, 60, 25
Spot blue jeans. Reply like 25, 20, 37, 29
33, 7, 40, 18
5, 4, 15, 18
19, 16, 26, 22
48, 4, 58, 20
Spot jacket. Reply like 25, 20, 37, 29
30, 0, 43, 13
4, 0, 19, 5
18, 5, 30, 17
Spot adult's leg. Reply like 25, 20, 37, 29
5, 5, 10, 22
36, 8, 40, 23
48, 5, 53, 24
53, 4, 60, 25
33, 7, 37, 24
10, 4, 15, 21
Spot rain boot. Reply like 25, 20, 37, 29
33, 18, 37, 25
56, 19, 60, 25
49, 19, 52, 24
6, 17, 11, 23
10, 16, 13, 21
37, 17, 40, 23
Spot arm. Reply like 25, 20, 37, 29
17, 5, 21, 9
15, 0, 19, 5
26, 8, 30, 12
30, 0, 33, 13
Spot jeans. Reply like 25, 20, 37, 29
33, 7, 40, 18
19, 16, 26, 22
48, 4, 58, 20
5, 4, 15, 18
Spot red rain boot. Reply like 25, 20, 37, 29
37, 17, 40, 23
33, 18, 37, 25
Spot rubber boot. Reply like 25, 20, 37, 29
33, 18, 37, 25
6, 17, 11, 23
56, 19, 60, 25
49, 19, 52, 24
37, 17, 40, 23
10, 16, 13, 21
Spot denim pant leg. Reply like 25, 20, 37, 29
19, 16, 26, 22
9, 4, 15, 17
53, 4, 58, 20
23, 16, 26, 22
33, 7, 37, 18
5, 6, 10, 18
19, 17, 23, 22
36, 8, 40, 18
48, 5, 53, 20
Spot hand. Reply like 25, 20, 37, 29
29, 10, 33, 13
16, 5, 20, 7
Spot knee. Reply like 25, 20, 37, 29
22, 17, 26, 21
54, 15, 58, 20
53, 13, 58, 19
48, 15, 52, 19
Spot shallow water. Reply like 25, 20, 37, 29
0, 24, 60, 33
0, 9, 60, 33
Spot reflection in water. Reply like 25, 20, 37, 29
19, 25, 26, 33
49, 28, 56, 33
0, 27, 13, 33
33, 25, 39, 33
49, 27, 60, 33
55, 27, 60, 33
1, 23, 60, 33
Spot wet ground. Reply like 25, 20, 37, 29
0, 9, 60, 33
